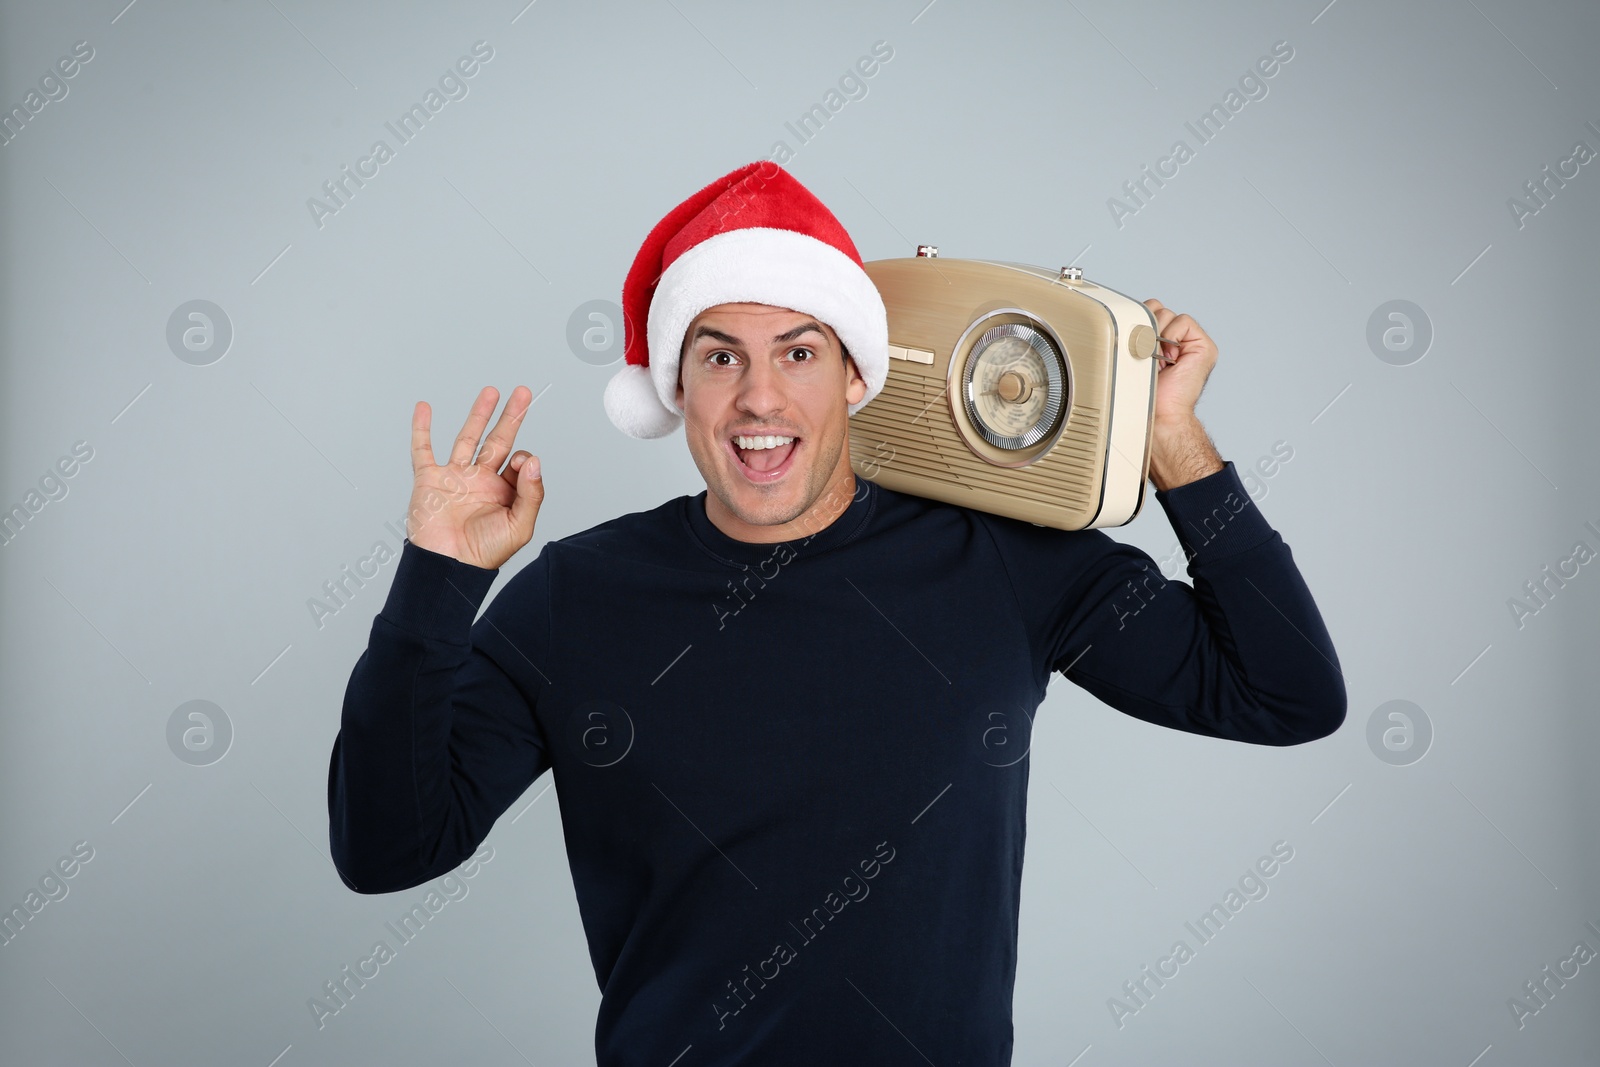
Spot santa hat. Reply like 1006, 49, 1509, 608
603, 160, 889, 439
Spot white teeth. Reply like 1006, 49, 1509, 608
734, 435, 795, 450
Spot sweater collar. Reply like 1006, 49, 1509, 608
682, 475, 878, 567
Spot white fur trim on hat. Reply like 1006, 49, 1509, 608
603, 360, 682, 439
627, 227, 888, 436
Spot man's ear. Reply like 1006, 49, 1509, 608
844, 353, 867, 406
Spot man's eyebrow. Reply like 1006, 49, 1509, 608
688, 322, 827, 348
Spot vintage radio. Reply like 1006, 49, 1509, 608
849, 248, 1166, 530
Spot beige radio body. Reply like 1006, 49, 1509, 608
849, 255, 1161, 531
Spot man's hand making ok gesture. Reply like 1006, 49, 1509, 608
407, 385, 544, 571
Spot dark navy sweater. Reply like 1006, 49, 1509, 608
326, 460, 1345, 1065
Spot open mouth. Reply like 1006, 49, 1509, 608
728, 432, 801, 483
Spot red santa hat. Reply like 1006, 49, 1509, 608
603, 160, 889, 439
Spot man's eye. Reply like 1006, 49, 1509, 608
709, 351, 736, 366
789, 347, 815, 361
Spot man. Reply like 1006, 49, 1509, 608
327, 161, 1345, 1066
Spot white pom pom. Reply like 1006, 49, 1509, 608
603, 362, 682, 439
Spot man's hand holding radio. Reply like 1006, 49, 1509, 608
1143, 298, 1225, 493
406, 385, 545, 571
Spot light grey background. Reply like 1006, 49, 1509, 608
2, 0, 1597, 1064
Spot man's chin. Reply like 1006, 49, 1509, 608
718, 485, 808, 528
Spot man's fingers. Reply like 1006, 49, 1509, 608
410, 401, 436, 476
448, 386, 499, 467
507, 450, 545, 537
475, 386, 533, 473
500, 450, 531, 488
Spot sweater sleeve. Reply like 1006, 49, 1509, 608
327, 538, 553, 894
981, 460, 1346, 746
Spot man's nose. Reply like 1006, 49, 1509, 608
736, 356, 787, 414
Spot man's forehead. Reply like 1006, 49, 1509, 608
685, 306, 837, 346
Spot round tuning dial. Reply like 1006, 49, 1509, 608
961, 322, 1067, 450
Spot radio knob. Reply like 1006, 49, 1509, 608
1129, 325, 1157, 360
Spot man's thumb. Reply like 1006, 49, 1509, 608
509, 455, 544, 533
